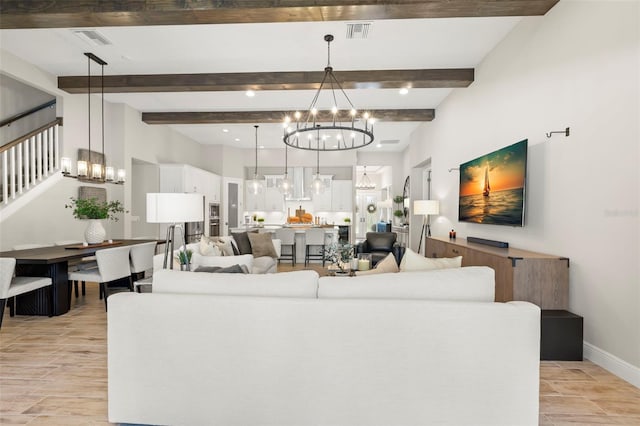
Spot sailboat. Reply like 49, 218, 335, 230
482, 167, 490, 197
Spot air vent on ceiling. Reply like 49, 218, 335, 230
379, 139, 400, 145
72, 29, 112, 46
346, 22, 371, 39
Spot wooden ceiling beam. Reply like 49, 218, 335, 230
141, 109, 435, 125
58, 69, 474, 94
1, 1, 560, 29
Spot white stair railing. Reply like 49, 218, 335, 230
0, 118, 62, 206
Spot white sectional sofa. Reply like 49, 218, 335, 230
108, 266, 540, 426
153, 240, 282, 274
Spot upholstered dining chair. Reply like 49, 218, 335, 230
68, 246, 132, 311
129, 242, 157, 281
55, 241, 98, 298
0, 258, 53, 328
275, 228, 296, 266
304, 228, 326, 267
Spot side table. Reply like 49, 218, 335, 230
541, 310, 583, 361
134, 277, 153, 293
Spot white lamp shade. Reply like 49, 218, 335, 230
376, 199, 393, 209
414, 199, 440, 215
146, 193, 204, 223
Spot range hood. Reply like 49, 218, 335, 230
285, 167, 313, 201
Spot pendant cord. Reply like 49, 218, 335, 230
87, 54, 91, 165
254, 125, 259, 176
101, 62, 105, 175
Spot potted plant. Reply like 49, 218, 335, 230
393, 195, 405, 226
343, 217, 351, 224
176, 248, 193, 271
65, 197, 126, 244
322, 242, 353, 275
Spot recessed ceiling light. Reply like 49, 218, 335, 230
246, 90, 256, 97
222, 129, 229, 133
377, 144, 382, 148
399, 87, 409, 95
235, 138, 240, 142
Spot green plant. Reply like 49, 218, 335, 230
343, 217, 351, 223
322, 242, 353, 272
257, 217, 265, 222
393, 195, 404, 204
176, 249, 193, 265
65, 197, 125, 221
393, 209, 405, 218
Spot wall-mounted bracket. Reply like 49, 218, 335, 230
546, 127, 570, 138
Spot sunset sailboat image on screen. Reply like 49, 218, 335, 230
482, 167, 490, 197
458, 140, 527, 226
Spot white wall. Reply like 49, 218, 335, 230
404, 0, 639, 380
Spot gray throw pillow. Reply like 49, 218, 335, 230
194, 264, 248, 274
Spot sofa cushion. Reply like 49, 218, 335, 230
192, 253, 254, 272
318, 266, 495, 302
247, 233, 278, 258
355, 252, 399, 276
252, 256, 277, 274
399, 248, 462, 272
199, 237, 222, 257
152, 269, 319, 298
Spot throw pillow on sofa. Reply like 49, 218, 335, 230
247, 232, 278, 258
355, 252, 399, 276
231, 230, 258, 255
399, 248, 462, 272
199, 236, 222, 257
194, 264, 249, 274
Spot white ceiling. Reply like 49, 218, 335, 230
0, 17, 522, 151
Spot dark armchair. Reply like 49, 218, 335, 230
355, 232, 406, 267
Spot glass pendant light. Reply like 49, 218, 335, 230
279, 144, 293, 196
247, 125, 264, 195
312, 149, 324, 195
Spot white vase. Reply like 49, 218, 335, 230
85, 219, 106, 244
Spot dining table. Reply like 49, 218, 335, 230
0, 239, 159, 316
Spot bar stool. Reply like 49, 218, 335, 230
275, 228, 296, 266
0, 258, 53, 328
304, 228, 326, 267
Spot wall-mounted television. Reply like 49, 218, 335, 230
458, 139, 528, 226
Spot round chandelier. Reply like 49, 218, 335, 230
282, 34, 374, 151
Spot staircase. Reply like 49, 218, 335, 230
0, 118, 62, 207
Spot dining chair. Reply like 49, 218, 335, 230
129, 241, 157, 281
275, 228, 296, 266
55, 240, 99, 298
304, 228, 326, 267
68, 246, 132, 311
0, 258, 53, 328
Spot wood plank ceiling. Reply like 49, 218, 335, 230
2, 0, 560, 126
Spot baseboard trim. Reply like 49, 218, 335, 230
584, 341, 640, 388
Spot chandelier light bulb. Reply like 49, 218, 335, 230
294, 111, 301, 120
350, 108, 357, 116
311, 108, 318, 116
336, 134, 342, 140
331, 106, 338, 115
363, 112, 370, 120
284, 116, 291, 124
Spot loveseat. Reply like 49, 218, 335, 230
108, 266, 540, 425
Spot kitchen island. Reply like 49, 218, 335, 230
230, 225, 339, 264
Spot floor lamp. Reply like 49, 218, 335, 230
414, 200, 440, 256
146, 193, 204, 269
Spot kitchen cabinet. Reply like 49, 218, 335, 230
331, 180, 353, 212
312, 175, 333, 211
245, 181, 266, 211
264, 175, 284, 212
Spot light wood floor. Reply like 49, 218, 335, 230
1, 275, 640, 425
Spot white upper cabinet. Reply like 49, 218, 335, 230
264, 175, 284, 212
331, 180, 353, 212
312, 175, 333, 211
